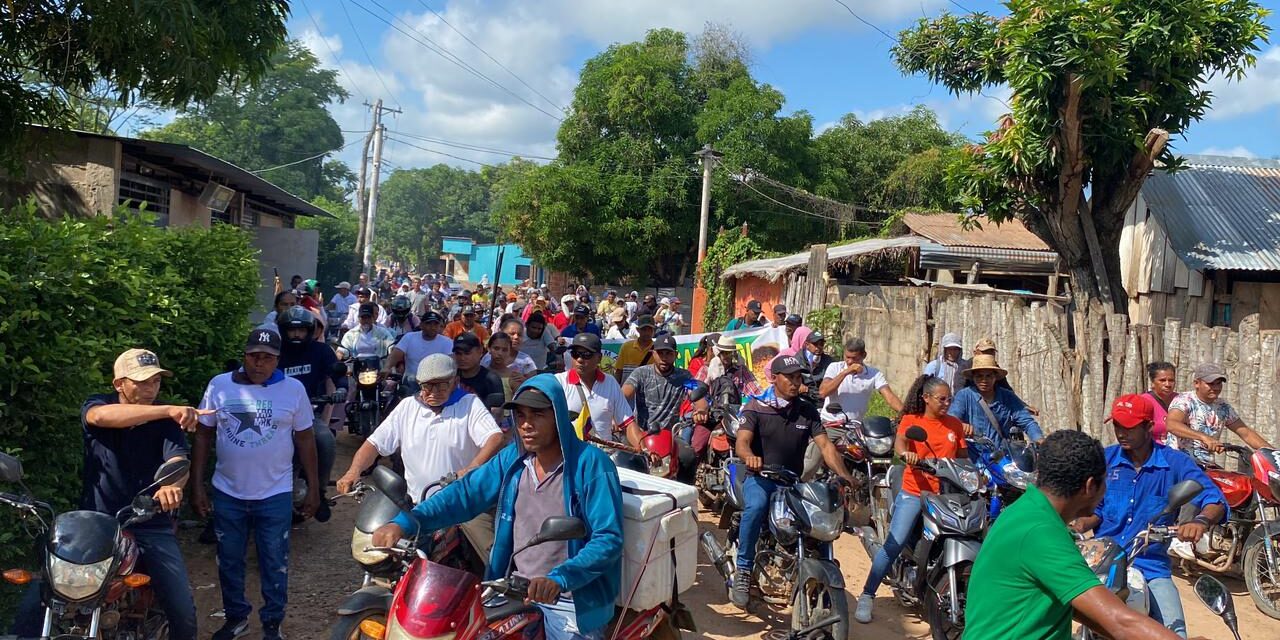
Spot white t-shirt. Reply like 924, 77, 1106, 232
367, 392, 503, 501
625, 300, 638, 321
481, 351, 538, 375
555, 369, 634, 441
331, 292, 358, 315
198, 372, 313, 500
342, 304, 388, 329
821, 362, 890, 423
393, 331, 454, 381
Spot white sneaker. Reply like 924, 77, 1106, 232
1168, 538, 1195, 560
855, 594, 874, 623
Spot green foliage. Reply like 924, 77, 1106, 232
894, 0, 1270, 304
804, 306, 845, 345
376, 164, 497, 270
698, 229, 765, 330
302, 196, 361, 287
0, 202, 257, 580
1, 0, 290, 168
143, 40, 352, 202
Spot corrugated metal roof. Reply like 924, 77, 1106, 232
721, 236, 929, 281
902, 212, 1051, 251
1142, 155, 1280, 271
919, 244, 1060, 274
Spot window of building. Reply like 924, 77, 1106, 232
514, 264, 532, 281
117, 174, 170, 226
240, 206, 259, 229
210, 207, 234, 225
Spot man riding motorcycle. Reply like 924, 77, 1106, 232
276, 306, 340, 522
339, 302, 397, 362
371, 376, 625, 640
622, 334, 709, 482
731, 354, 856, 609
384, 295, 421, 338
387, 310, 453, 396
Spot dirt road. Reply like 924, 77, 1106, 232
178, 433, 1276, 639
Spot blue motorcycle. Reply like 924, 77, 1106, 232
967, 426, 1038, 520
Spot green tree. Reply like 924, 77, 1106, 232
301, 196, 360, 288
0, 0, 289, 167
143, 40, 351, 201
894, 0, 1270, 309
375, 165, 494, 270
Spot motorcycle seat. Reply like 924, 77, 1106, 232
887, 465, 905, 516
484, 597, 539, 623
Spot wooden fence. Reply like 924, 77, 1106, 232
823, 285, 1280, 448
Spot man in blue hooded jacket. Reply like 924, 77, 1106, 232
371, 374, 624, 640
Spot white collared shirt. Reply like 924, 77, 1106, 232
555, 369, 634, 440
367, 392, 502, 501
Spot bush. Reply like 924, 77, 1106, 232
699, 229, 764, 330
0, 202, 258, 615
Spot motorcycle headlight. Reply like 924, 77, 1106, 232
48, 555, 112, 601
649, 456, 671, 478
957, 468, 983, 494
358, 370, 379, 385
801, 501, 845, 542
1001, 461, 1035, 489
350, 529, 389, 566
865, 436, 894, 456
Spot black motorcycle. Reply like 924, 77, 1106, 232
870, 426, 991, 640
705, 464, 850, 640
0, 453, 190, 639
345, 354, 394, 438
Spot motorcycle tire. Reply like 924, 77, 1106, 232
329, 611, 387, 640
925, 562, 972, 640
1243, 535, 1280, 620
790, 582, 850, 640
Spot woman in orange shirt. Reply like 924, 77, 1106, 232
855, 374, 971, 624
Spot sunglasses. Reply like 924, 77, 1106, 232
570, 349, 596, 360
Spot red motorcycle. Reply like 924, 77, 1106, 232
351, 466, 690, 640
593, 428, 679, 480
1183, 445, 1280, 619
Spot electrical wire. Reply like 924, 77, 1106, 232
249, 139, 362, 174
411, 0, 565, 112
338, 0, 400, 107
385, 136, 497, 167
385, 129, 557, 161
299, 0, 369, 103
831, 0, 900, 42
734, 174, 886, 226
349, 0, 564, 122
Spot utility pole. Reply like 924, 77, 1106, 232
691, 144, 722, 333
351, 129, 373, 278
361, 99, 401, 274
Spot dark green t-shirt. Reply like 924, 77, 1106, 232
963, 485, 1100, 640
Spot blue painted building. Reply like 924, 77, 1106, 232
440, 236, 533, 286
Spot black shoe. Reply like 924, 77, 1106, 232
262, 621, 284, 640
730, 569, 751, 609
198, 520, 217, 545
211, 617, 248, 640
316, 495, 332, 523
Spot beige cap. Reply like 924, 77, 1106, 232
113, 349, 173, 382
974, 337, 997, 354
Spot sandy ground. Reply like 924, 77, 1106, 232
178, 433, 1278, 639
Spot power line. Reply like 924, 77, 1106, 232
386, 129, 557, 160
299, 0, 369, 103
411, 0, 565, 113
337, 0, 400, 108
830, 0, 900, 43
349, 0, 564, 122
385, 135, 497, 167
733, 171, 887, 226
250, 139, 362, 174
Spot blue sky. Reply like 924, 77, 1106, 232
285, 0, 1280, 172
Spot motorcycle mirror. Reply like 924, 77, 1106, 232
528, 516, 587, 547
153, 459, 190, 486
1194, 575, 1232, 617
369, 466, 415, 513
825, 403, 844, 415
1161, 479, 1203, 516
330, 361, 349, 378
905, 426, 929, 443
686, 381, 709, 403
0, 452, 23, 483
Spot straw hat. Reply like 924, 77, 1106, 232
962, 354, 1008, 378
714, 334, 738, 353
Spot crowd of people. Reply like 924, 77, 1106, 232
11, 272, 1273, 640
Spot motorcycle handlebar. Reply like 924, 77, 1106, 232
758, 465, 799, 484
482, 575, 531, 599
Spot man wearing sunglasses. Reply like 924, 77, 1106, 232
556, 334, 634, 443
336, 353, 506, 557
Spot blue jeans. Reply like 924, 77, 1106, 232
736, 475, 779, 572
1144, 577, 1187, 638
539, 597, 601, 640
9, 527, 197, 640
212, 489, 293, 625
862, 492, 924, 596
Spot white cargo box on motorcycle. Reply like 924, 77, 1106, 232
616, 468, 698, 611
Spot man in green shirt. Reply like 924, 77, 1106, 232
964, 430, 1194, 640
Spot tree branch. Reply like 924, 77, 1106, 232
1057, 74, 1086, 225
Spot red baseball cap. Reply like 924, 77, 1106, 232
1106, 394, 1154, 428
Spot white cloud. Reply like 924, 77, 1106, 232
853, 104, 915, 122
1197, 145, 1256, 158
1203, 46, 1280, 120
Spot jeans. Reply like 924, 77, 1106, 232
9, 528, 197, 640
1144, 577, 1187, 638
862, 492, 924, 596
736, 475, 779, 572
212, 489, 293, 625
539, 597, 601, 640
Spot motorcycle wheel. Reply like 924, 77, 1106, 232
329, 611, 387, 640
1243, 535, 1280, 620
790, 582, 850, 640
358, 409, 376, 438
925, 562, 971, 640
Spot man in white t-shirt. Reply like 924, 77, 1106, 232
191, 329, 318, 640
328, 281, 358, 316
387, 311, 453, 390
336, 353, 506, 557
818, 337, 903, 423
555, 333, 634, 442
342, 287, 388, 329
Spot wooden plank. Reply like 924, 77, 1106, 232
1160, 243, 1179, 295
1173, 258, 1190, 290
1188, 269, 1205, 297
1234, 314, 1260, 424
